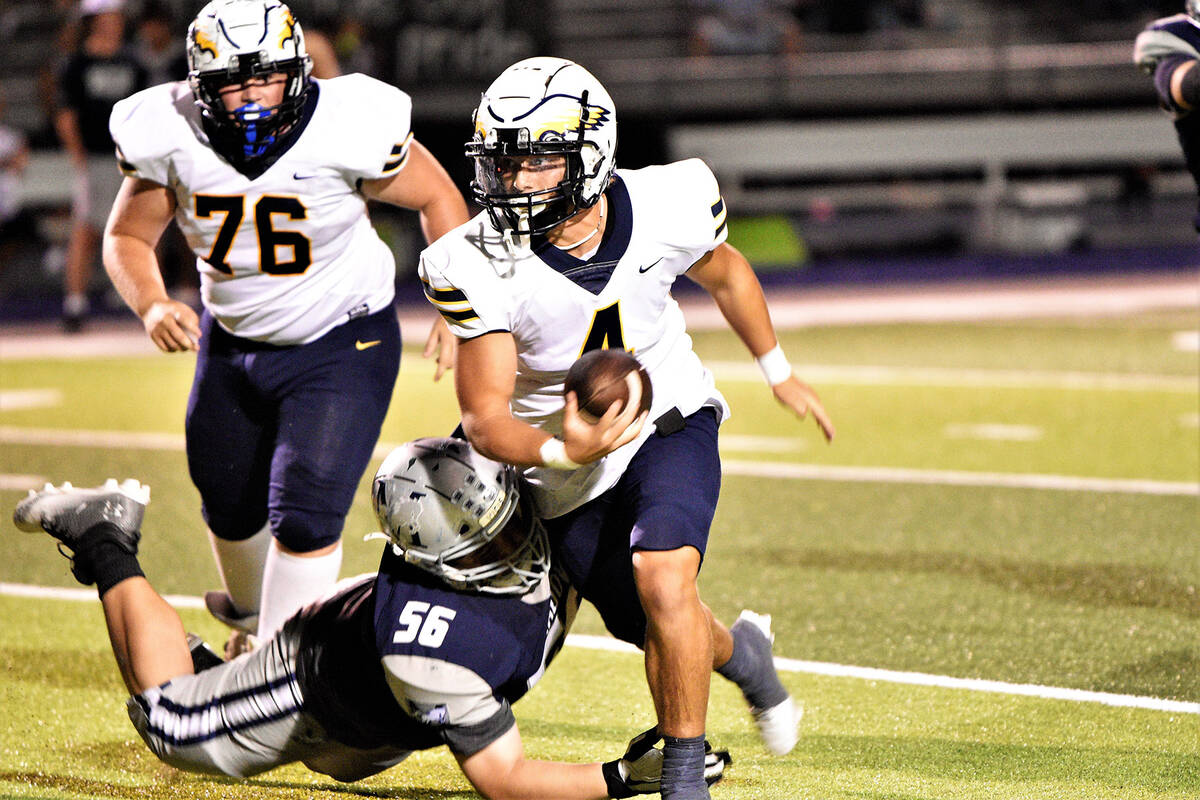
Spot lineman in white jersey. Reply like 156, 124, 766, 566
104, 0, 469, 653
419, 57, 835, 800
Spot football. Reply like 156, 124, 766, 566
564, 349, 653, 423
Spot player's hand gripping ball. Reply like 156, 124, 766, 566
564, 349, 653, 423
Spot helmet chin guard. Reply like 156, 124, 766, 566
467, 57, 617, 237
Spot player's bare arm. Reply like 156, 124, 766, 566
688, 242, 835, 441
363, 138, 469, 379
361, 138, 469, 244
103, 176, 201, 353
457, 332, 646, 467
457, 724, 609, 800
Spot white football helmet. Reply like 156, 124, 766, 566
466, 57, 618, 236
187, 0, 313, 159
371, 438, 549, 595
1190, 0, 1199, 22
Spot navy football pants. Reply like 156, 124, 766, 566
545, 407, 721, 646
186, 308, 400, 552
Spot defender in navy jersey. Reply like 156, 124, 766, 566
421, 57, 834, 800
1135, 2, 1200, 230
103, 0, 470, 651
12, 439, 727, 798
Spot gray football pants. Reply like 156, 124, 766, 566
125, 620, 411, 782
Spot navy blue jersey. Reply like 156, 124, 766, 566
295, 547, 574, 756
1135, 14, 1200, 229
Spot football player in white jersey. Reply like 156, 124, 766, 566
419, 57, 835, 800
102, 0, 469, 652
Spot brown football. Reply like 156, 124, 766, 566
564, 349, 653, 423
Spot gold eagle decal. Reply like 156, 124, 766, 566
516, 94, 612, 141
192, 29, 219, 60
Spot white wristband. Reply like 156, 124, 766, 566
756, 344, 793, 386
539, 437, 580, 470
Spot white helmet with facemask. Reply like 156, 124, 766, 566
467, 57, 617, 236
187, 0, 312, 161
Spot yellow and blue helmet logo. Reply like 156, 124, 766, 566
501, 93, 612, 141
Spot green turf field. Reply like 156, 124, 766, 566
1, 304, 1197, 799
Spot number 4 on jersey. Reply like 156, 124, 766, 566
580, 301, 626, 355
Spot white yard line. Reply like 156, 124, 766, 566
564, 633, 1200, 715
721, 460, 1199, 496
0, 582, 1193, 715
2, 426, 1193, 496
707, 362, 1198, 392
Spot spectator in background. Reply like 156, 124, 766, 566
690, 0, 802, 56
134, 1, 187, 85
55, 0, 147, 331
1134, 1, 1200, 231
332, 15, 378, 77
0, 88, 35, 270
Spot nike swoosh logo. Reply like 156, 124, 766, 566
293, 172, 322, 180
638, 258, 663, 274
355, 339, 382, 351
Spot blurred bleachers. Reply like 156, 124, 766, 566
0, 0, 1193, 318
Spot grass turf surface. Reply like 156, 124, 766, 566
0, 306, 1197, 798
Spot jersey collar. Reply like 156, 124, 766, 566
530, 174, 632, 294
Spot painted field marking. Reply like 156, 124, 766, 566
943, 423, 1043, 441
0, 389, 63, 411
2, 426, 1193, 497
708, 362, 1198, 392
0, 474, 46, 490
718, 434, 807, 452
721, 460, 1199, 497
1172, 331, 1199, 352
6, 582, 1190, 715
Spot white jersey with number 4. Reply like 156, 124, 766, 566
419, 158, 731, 519
109, 74, 412, 345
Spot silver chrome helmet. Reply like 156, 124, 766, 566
466, 57, 617, 236
371, 438, 548, 595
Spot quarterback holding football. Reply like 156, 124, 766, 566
419, 56, 835, 800
102, 0, 469, 652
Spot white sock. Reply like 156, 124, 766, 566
256, 541, 343, 639
208, 524, 272, 617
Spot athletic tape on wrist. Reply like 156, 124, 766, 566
539, 437, 580, 470
756, 344, 793, 386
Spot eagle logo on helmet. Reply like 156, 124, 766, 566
513, 94, 612, 141
192, 29, 219, 60
278, 9, 300, 50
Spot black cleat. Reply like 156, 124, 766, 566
13, 479, 149, 583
